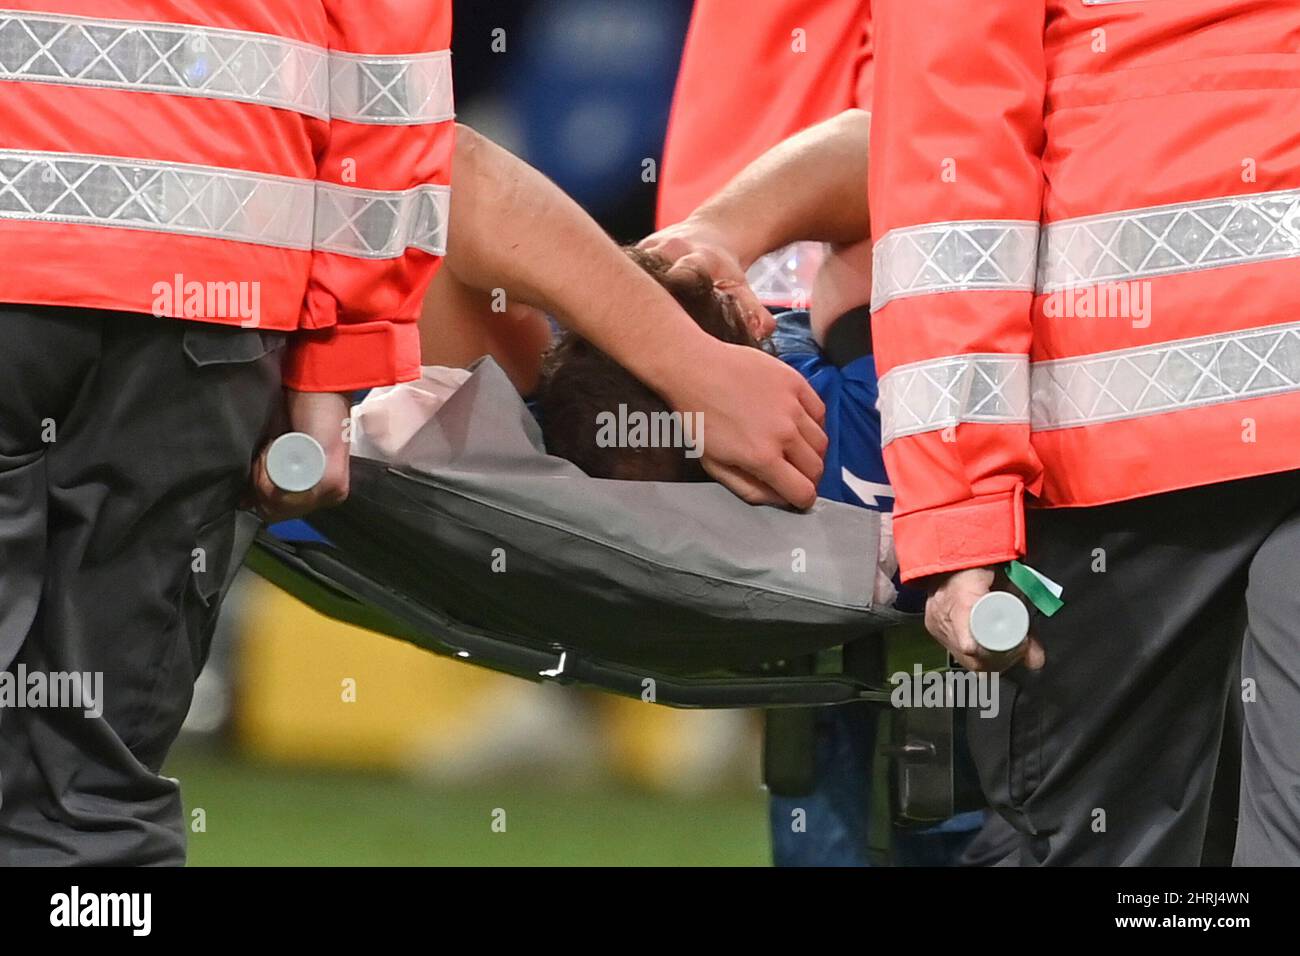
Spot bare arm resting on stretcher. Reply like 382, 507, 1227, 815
421, 124, 827, 509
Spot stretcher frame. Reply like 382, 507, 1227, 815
247, 528, 897, 710
246, 526, 987, 839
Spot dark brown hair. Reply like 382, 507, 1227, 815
536, 248, 759, 481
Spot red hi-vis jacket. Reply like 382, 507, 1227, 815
0, 1, 454, 392
657, 0, 874, 228
657, 1, 873, 305
870, 0, 1300, 582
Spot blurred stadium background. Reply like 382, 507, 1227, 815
167, 0, 774, 867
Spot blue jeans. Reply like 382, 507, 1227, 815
769, 703, 984, 866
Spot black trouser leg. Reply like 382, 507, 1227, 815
1201, 673, 1242, 866
968, 474, 1300, 865
0, 306, 281, 865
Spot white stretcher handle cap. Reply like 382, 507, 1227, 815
266, 432, 327, 493
969, 591, 1030, 654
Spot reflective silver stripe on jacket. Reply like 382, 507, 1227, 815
1038, 188, 1300, 293
0, 149, 316, 249
314, 182, 450, 258
329, 50, 454, 125
0, 149, 449, 259
871, 220, 1039, 312
880, 324, 1300, 442
0, 9, 330, 119
1032, 322, 1300, 430
878, 353, 1030, 445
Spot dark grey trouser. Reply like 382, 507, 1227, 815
968, 472, 1300, 866
961, 689, 1243, 866
0, 305, 281, 865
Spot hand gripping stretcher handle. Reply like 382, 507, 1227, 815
969, 590, 1030, 654
266, 432, 327, 494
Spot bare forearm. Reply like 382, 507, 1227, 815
440, 127, 828, 510
442, 124, 713, 390
682, 109, 872, 268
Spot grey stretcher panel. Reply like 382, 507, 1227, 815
303, 358, 902, 671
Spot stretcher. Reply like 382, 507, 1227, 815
244, 359, 981, 826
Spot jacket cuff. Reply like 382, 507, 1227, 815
894, 486, 1026, 584
282, 321, 421, 392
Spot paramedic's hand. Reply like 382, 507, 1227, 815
251, 390, 352, 522
662, 340, 827, 509
640, 220, 773, 339
925, 567, 1046, 673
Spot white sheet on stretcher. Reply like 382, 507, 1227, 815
350, 365, 471, 463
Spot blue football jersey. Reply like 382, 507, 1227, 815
772, 311, 894, 510
772, 311, 922, 611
